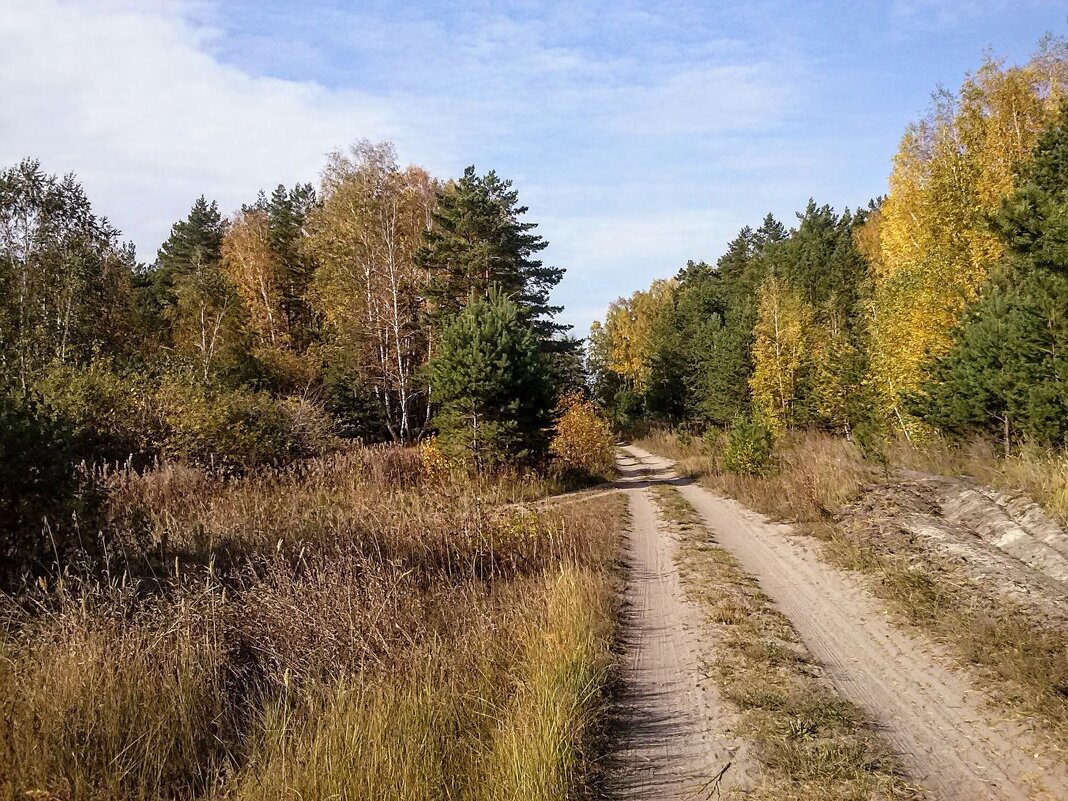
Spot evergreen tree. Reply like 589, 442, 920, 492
428, 289, 552, 469
249, 183, 319, 346
417, 166, 566, 342
993, 101, 1068, 275
153, 196, 225, 288
145, 197, 247, 381
918, 272, 1068, 448
920, 110, 1068, 449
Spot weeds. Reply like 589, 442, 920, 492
637, 428, 1068, 754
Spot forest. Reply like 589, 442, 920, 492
591, 39, 1068, 471
0, 142, 608, 581
1, 136, 619, 800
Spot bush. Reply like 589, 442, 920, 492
722, 414, 775, 476
158, 379, 335, 470
549, 394, 615, 479
0, 392, 100, 584
36, 360, 166, 466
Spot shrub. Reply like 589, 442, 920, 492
158, 378, 335, 470
35, 360, 166, 466
722, 414, 775, 476
0, 392, 93, 582
549, 394, 615, 479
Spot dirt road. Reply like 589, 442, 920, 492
607, 451, 758, 798
620, 444, 1068, 801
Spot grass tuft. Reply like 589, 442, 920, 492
0, 446, 628, 801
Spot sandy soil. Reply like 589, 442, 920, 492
604, 452, 758, 799
621, 444, 1068, 801
836, 470, 1068, 627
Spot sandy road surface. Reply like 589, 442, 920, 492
623, 444, 1068, 801
606, 452, 758, 799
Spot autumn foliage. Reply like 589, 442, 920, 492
549, 393, 616, 479
591, 37, 1068, 456
868, 41, 1068, 432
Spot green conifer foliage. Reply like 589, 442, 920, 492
418, 166, 566, 342
428, 289, 552, 469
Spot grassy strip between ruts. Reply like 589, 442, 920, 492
648, 484, 922, 801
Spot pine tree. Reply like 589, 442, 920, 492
153, 196, 225, 287
263, 183, 318, 346
417, 166, 566, 342
920, 109, 1068, 449
146, 197, 246, 381
918, 272, 1068, 448
428, 289, 552, 469
993, 100, 1068, 274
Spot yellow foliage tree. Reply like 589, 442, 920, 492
221, 208, 289, 349
305, 141, 438, 442
549, 393, 615, 477
600, 279, 675, 390
749, 276, 816, 432
870, 41, 1068, 434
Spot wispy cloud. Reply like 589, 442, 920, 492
611, 64, 797, 136
890, 0, 1059, 30
2, 0, 1056, 334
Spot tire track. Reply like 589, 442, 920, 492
623, 444, 1068, 801
607, 453, 758, 799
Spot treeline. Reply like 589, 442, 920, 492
0, 142, 599, 574
592, 40, 1068, 458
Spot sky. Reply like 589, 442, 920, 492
1, 1, 1065, 336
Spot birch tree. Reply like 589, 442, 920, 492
306, 141, 437, 442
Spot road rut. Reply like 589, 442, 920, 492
623, 444, 1068, 801
607, 451, 758, 798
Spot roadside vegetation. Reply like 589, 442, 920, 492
592, 41, 1068, 456
0, 446, 625, 800
635, 428, 1068, 754
648, 484, 920, 801
0, 132, 622, 798
592, 38, 1068, 755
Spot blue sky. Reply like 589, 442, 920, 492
1, 1, 1065, 334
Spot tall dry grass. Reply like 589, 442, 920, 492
638, 425, 1068, 527
0, 445, 625, 801
635, 428, 874, 523
886, 438, 1068, 524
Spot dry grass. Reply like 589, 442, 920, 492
635, 428, 874, 523
632, 429, 708, 477
649, 485, 919, 800
824, 516, 1068, 753
0, 446, 627, 801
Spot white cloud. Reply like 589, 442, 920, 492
0, 0, 820, 337
0, 0, 449, 260
545, 209, 732, 273
890, 0, 1057, 29
542, 208, 743, 334
612, 64, 795, 136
